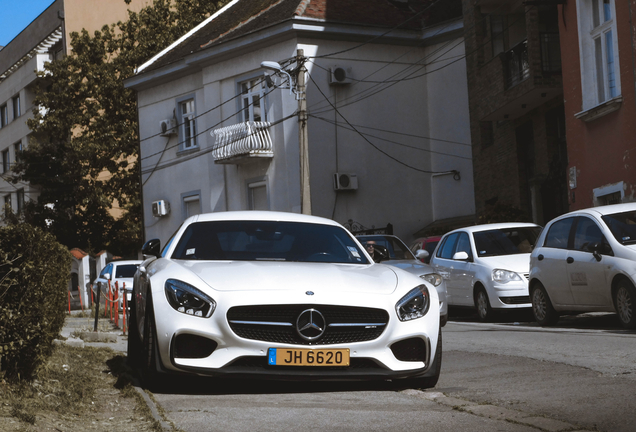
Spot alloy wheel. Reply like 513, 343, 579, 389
616, 286, 633, 325
532, 288, 547, 321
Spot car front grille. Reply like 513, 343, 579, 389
227, 304, 389, 345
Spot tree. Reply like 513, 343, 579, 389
13, 0, 223, 257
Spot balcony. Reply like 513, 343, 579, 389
212, 121, 273, 164
481, 34, 562, 121
504, 40, 529, 89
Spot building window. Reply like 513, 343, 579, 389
3, 194, 11, 213
16, 189, 24, 214
240, 78, 267, 123
14, 141, 22, 157
248, 180, 268, 210
0, 104, 7, 128
181, 191, 201, 220
179, 98, 197, 151
577, 0, 620, 109
2, 149, 9, 173
12, 95, 20, 119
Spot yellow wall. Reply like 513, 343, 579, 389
63, 0, 152, 51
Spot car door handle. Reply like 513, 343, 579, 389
566, 257, 574, 264
538, 254, 544, 261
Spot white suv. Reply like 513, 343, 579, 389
529, 203, 636, 329
430, 223, 542, 321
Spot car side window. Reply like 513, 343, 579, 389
573, 217, 611, 254
544, 217, 575, 249
456, 232, 473, 260
438, 233, 459, 259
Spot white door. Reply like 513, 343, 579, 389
567, 217, 612, 307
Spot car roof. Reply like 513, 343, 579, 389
559, 203, 636, 218
445, 222, 541, 234
110, 260, 142, 266
187, 211, 342, 227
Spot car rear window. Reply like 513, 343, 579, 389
602, 210, 636, 245
171, 221, 369, 264
115, 264, 138, 278
473, 227, 542, 257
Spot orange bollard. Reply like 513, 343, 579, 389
68, 291, 71, 314
122, 287, 127, 335
114, 281, 119, 327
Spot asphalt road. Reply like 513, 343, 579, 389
144, 310, 635, 432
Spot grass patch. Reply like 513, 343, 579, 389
0, 344, 160, 431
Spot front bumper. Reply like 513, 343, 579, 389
152, 299, 440, 380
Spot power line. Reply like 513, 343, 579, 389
307, 72, 459, 176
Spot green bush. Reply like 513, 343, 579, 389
0, 223, 71, 381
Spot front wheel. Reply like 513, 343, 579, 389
126, 295, 142, 368
392, 327, 442, 391
141, 294, 161, 390
614, 280, 636, 329
474, 287, 495, 322
531, 283, 559, 326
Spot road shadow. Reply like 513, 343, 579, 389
449, 307, 630, 332
144, 373, 421, 396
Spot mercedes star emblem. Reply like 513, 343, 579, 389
296, 308, 326, 341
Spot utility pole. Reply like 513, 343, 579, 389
297, 49, 311, 215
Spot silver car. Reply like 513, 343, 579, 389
357, 234, 448, 326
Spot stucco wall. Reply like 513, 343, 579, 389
136, 31, 474, 245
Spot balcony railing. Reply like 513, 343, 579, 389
540, 32, 561, 73
504, 40, 530, 89
212, 121, 273, 164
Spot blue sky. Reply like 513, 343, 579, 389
0, 0, 56, 47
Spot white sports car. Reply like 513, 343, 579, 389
128, 211, 441, 389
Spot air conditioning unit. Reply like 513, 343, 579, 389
159, 119, 177, 136
333, 173, 358, 191
329, 67, 352, 85
152, 200, 170, 217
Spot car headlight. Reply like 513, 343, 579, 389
165, 279, 216, 318
421, 273, 442, 287
492, 269, 522, 284
396, 285, 430, 321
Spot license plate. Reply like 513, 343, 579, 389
268, 348, 350, 366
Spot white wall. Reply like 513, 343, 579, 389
137, 31, 474, 246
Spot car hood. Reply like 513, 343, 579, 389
170, 260, 400, 295
383, 259, 434, 276
476, 254, 531, 273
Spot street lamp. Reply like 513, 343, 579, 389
261, 51, 311, 215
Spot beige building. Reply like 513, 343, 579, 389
0, 0, 150, 216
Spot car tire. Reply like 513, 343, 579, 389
474, 287, 495, 322
141, 293, 161, 390
416, 327, 442, 389
127, 295, 142, 368
614, 280, 636, 329
531, 283, 559, 326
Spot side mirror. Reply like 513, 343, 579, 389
591, 242, 603, 262
103, 273, 111, 280
415, 249, 429, 262
452, 251, 469, 261
142, 238, 161, 258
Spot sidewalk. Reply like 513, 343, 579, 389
55, 310, 128, 352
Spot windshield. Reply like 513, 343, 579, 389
171, 221, 369, 264
602, 210, 636, 245
115, 264, 139, 278
356, 235, 415, 261
473, 226, 542, 257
